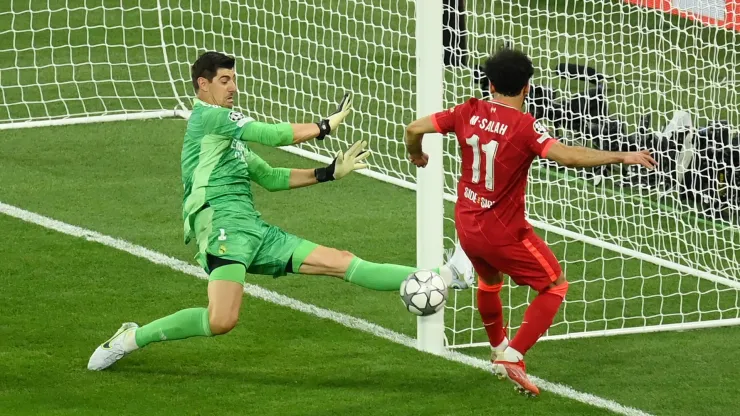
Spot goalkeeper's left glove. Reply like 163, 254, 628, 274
314, 140, 369, 182
316, 93, 353, 140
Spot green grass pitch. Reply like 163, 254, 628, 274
1, 0, 740, 415
1, 122, 739, 416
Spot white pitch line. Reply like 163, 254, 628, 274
0, 201, 652, 416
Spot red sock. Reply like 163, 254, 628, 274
510, 282, 568, 356
477, 281, 505, 347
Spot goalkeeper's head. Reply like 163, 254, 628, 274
191, 51, 237, 108
484, 48, 534, 106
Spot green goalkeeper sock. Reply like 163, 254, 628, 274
134, 307, 212, 348
344, 257, 442, 291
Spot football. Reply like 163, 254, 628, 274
400, 270, 449, 316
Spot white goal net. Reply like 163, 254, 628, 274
442, 0, 740, 346
2, 0, 739, 347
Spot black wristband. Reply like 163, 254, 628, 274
316, 119, 331, 140
314, 156, 338, 183
314, 167, 333, 183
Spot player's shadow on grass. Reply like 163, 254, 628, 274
113, 362, 487, 393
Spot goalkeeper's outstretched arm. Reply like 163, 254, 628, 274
249, 141, 370, 191
240, 93, 353, 147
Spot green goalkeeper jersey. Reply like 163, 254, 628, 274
181, 98, 294, 244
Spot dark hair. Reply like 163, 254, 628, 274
484, 48, 534, 97
191, 51, 236, 91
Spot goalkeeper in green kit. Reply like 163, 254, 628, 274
88, 52, 473, 370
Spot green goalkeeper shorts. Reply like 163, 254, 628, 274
192, 204, 304, 278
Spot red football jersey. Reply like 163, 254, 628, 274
432, 97, 556, 245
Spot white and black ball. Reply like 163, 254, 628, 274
400, 270, 448, 316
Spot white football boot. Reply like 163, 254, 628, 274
87, 322, 139, 371
443, 242, 476, 290
491, 335, 509, 379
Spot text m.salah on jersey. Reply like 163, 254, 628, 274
469, 115, 509, 135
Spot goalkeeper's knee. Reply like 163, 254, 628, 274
207, 263, 247, 335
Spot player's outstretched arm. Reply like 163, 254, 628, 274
240, 93, 353, 147
248, 141, 369, 191
308, 140, 369, 185
545, 141, 657, 169
405, 115, 437, 167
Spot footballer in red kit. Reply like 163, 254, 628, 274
431, 97, 562, 292
404, 48, 656, 397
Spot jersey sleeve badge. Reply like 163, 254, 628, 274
229, 111, 245, 122
533, 120, 549, 135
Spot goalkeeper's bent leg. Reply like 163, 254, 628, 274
134, 263, 245, 348
134, 307, 212, 348
294, 242, 448, 291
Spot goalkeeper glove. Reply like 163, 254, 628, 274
316, 93, 353, 140
314, 140, 369, 182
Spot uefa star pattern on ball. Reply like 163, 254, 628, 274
400, 270, 449, 316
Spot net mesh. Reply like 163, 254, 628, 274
442, 0, 740, 345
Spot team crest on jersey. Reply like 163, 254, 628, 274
533, 120, 549, 135
229, 111, 246, 122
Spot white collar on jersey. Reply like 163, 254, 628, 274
489, 100, 520, 110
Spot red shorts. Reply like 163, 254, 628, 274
458, 230, 562, 292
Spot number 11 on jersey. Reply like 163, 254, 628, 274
465, 134, 499, 191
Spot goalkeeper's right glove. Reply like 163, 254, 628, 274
314, 140, 369, 182
316, 93, 353, 140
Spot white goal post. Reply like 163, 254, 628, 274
2, 0, 739, 351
